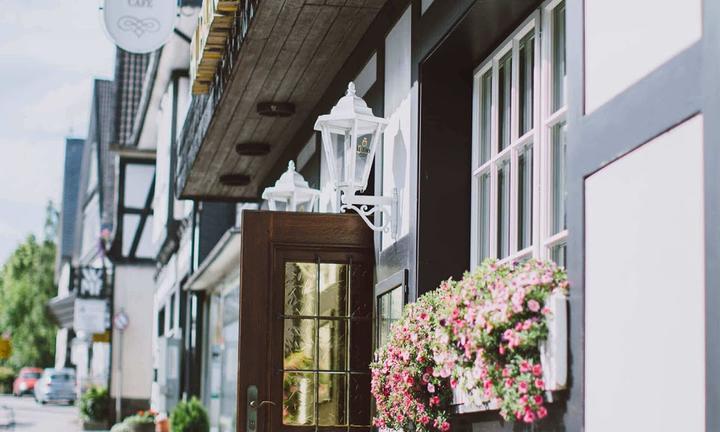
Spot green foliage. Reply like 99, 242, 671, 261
0, 366, 15, 393
79, 386, 111, 422
124, 410, 156, 425
0, 231, 57, 370
110, 423, 132, 432
170, 397, 209, 432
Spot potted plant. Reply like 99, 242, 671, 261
124, 410, 157, 432
79, 386, 111, 430
170, 397, 209, 432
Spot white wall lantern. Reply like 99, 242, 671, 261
261, 161, 320, 212
314, 82, 397, 237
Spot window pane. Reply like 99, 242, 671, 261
519, 31, 535, 135
284, 319, 316, 370
285, 263, 317, 316
498, 53, 512, 151
551, 242, 567, 268
552, 123, 568, 234
480, 71, 492, 164
319, 263, 347, 317
517, 146, 534, 250
497, 162, 511, 258
318, 373, 348, 426
552, 2, 567, 111
377, 286, 403, 348
283, 372, 315, 425
318, 320, 347, 371
478, 173, 491, 260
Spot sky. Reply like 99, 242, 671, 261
0, 1, 114, 263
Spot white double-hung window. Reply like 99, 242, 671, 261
471, 0, 567, 268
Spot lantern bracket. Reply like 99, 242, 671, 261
339, 188, 398, 239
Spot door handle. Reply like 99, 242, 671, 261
247, 385, 275, 432
249, 400, 276, 408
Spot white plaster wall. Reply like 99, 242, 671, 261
112, 265, 155, 400
585, 115, 705, 431
382, 7, 412, 250
584, 0, 701, 113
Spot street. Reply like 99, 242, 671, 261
0, 394, 81, 432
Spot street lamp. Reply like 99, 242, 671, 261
314, 82, 397, 238
261, 161, 320, 212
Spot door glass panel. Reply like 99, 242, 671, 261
281, 260, 370, 428
319, 264, 347, 317
283, 372, 316, 425
319, 320, 347, 371
498, 53, 512, 151
377, 286, 403, 348
317, 373, 348, 426
519, 31, 535, 135
285, 262, 317, 315
284, 319, 316, 370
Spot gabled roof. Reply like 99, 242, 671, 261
113, 49, 151, 148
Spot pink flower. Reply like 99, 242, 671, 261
518, 381, 528, 394
532, 364, 543, 377
534, 395, 544, 405
523, 411, 536, 423
427, 383, 435, 393
528, 299, 540, 312
520, 360, 531, 373
535, 379, 545, 390
537, 406, 548, 419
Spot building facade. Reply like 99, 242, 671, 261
173, 0, 718, 431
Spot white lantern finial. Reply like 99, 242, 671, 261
347, 82, 356, 96
288, 160, 296, 171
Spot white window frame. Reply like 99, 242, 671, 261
470, 0, 568, 268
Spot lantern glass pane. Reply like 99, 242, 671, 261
354, 132, 374, 191
328, 131, 349, 186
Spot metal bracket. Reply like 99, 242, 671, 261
340, 188, 398, 239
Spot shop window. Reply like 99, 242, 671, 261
471, 0, 568, 267
375, 270, 408, 349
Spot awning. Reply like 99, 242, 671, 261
48, 292, 77, 329
184, 227, 241, 291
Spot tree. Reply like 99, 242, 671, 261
0, 202, 58, 369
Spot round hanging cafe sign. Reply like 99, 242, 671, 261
103, 0, 177, 54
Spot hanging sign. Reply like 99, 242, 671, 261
103, 0, 177, 54
74, 299, 109, 334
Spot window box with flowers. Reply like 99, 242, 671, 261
370, 259, 568, 429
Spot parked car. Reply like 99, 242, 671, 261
33, 368, 76, 405
12, 367, 42, 397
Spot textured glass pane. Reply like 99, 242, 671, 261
552, 123, 568, 234
285, 262, 317, 316
517, 146, 534, 250
378, 286, 403, 348
497, 162, 510, 258
552, 2, 567, 111
478, 173, 491, 260
284, 319, 316, 370
283, 373, 315, 425
319, 320, 347, 371
349, 374, 371, 426
318, 373, 348, 426
498, 53, 512, 151
519, 31, 535, 135
551, 242, 567, 268
319, 263, 347, 317
480, 71, 492, 164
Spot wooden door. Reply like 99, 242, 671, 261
237, 211, 374, 432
